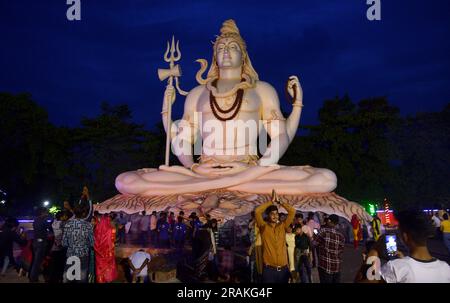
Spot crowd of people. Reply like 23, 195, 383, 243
430, 211, 450, 253
245, 195, 450, 283
356, 210, 450, 283
246, 198, 348, 283
0, 197, 449, 283
0, 201, 229, 283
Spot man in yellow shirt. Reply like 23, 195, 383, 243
255, 190, 295, 283
440, 213, 450, 253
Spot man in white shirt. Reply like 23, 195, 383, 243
128, 249, 151, 283
381, 254, 450, 283
363, 210, 450, 283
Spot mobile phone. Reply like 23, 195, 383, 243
313, 228, 319, 235
385, 234, 398, 257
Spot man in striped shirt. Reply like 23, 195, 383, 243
313, 214, 345, 283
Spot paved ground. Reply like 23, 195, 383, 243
1, 238, 448, 283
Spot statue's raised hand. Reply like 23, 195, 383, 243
162, 85, 176, 112
286, 76, 303, 106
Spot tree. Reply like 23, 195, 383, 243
391, 103, 450, 209
281, 95, 402, 206
0, 93, 69, 214
67, 102, 162, 201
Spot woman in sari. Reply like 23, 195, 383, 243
94, 214, 118, 283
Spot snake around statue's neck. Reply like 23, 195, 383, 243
209, 78, 245, 121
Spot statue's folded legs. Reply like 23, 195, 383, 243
116, 165, 336, 196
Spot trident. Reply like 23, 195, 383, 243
158, 36, 188, 166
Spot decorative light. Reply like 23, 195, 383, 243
368, 203, 376, 216
49, 206, 61, 214
383, 198, 391, 226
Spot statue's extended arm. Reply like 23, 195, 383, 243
161, 85, 192, 166
161, 85, 176, 135
258, 82, 290, 166
170, 86, 203, 168
285, 76, 303, 142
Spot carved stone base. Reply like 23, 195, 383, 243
95, 190, 371, 223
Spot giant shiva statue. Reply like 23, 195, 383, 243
97, 20, 371, 223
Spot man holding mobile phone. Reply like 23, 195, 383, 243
361, 210, 450, 283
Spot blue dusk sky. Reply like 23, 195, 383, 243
1, 0, 449, 128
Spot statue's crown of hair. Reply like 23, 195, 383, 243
214, 19, 247, 51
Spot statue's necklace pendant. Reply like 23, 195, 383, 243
209, 78, 244, 121
223, 95, 234, 106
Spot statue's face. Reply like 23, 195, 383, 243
216, 38, 243, 69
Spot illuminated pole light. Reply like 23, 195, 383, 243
43, 201, 50, 207
383, 198, 391, 226
368, 203, 376, 216
0, 200, 5, 204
